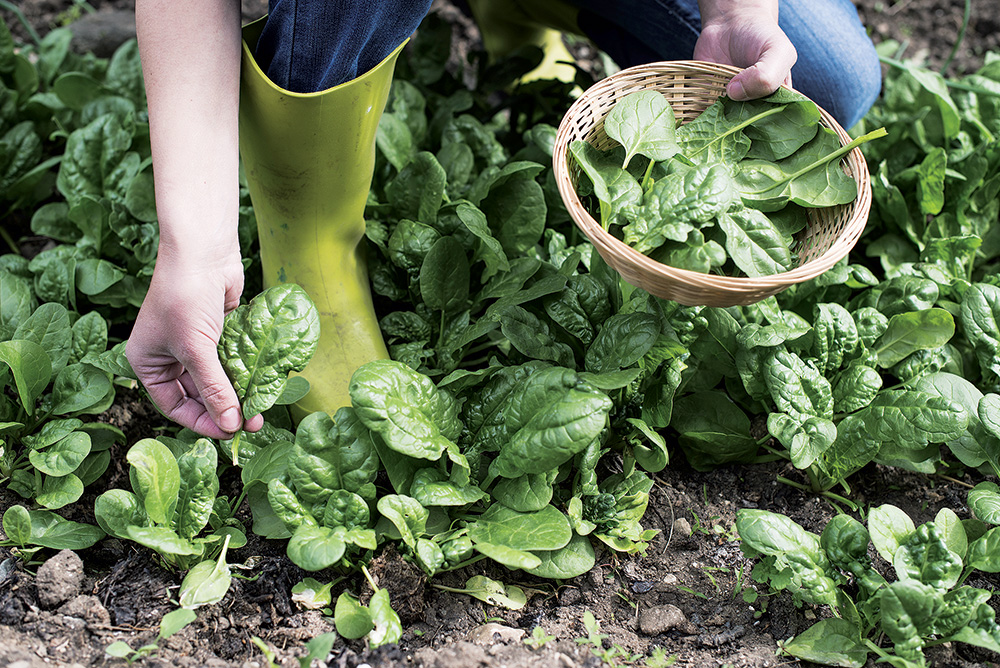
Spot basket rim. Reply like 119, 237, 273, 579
552, 59, 873, 297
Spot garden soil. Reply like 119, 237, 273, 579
1, 1, 998, 667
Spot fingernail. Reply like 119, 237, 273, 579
220, 407, 241, 432
728, 80, 747, 100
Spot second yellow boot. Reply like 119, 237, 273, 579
467, 0, 582, 85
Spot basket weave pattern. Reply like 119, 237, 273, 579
553, 61, 872, 307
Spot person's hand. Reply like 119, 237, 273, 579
694, 4, 797, 100
126, 246, 264, 439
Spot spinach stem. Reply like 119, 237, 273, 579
437, 554, 487, 573
806, 467, 822, 492
231, 488, 248, 513
750, 127, 888, 195
941, 79, 1000, 98
775, 475, 810, 492
775, 473, 856, 509
0, 1, 41, 45
940, 0, 972, 75
0, 224, 20, 255
821, 492, 858, 513
599, 199, 611, 230
758, 443, 788, 460
463, 341, 495, 357
878, 380, 910, 393
215, 533, 232, 568
640, 158, 656, 191
231, 429, 243, 466
361, 563, 378, 592
863, 639, 890, 659
437, 310, 446, 351
24, 408, 55, 435
431, 582, 481, 594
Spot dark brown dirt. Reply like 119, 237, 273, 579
3, 452, 995, 668
2, 2, 999, 668
855, 0, 999, 76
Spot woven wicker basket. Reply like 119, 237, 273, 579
553, 61, 872, 307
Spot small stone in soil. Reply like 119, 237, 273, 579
35, 550, 84, 609
639, 604, 697, 636
672, 518, 693, 537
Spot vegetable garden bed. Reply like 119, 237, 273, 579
2, 1, 1000, 667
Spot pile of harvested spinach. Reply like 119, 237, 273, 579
571, 89, 886, 276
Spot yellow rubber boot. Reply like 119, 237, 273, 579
239, 18, 398, 418
467, 0, 582, 84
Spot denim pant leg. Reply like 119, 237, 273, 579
570, 0, 882, 129
254, 0, 434, 93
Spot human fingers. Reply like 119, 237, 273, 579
727, 32, 797, 100
176, 335, 247, 436
177, 369, 200, 399
244, 413, 265, 432
135, 363, 234, 439
126, 334, 215, 436
178, 364, 263, 433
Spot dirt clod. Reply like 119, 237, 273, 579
466, 622, 526, 644
367, 545, 426, 624
414, 641, 490, 667
638, 604, 696, 636
35, 551, 84, 609
57, 595, 110, 628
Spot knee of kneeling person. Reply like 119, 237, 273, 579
813, 36, 883, 130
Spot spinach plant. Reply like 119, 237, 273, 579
0, 25, 153, 316
94, 437, 245, 570
737, 496, 1000, 668
2, 503, 104, 558
667, 272, 1000, 497
105, 608, 196, 664
332, 565, 402, 648
0, 298, 123, 509
259, 408, 380, 572
249, 356, 642, 580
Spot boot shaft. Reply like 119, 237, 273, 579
238, 17, 398, 417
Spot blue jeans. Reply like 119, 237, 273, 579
254, 0, 880, 128
253, 0, 434, 94
572, 0, 882, 129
